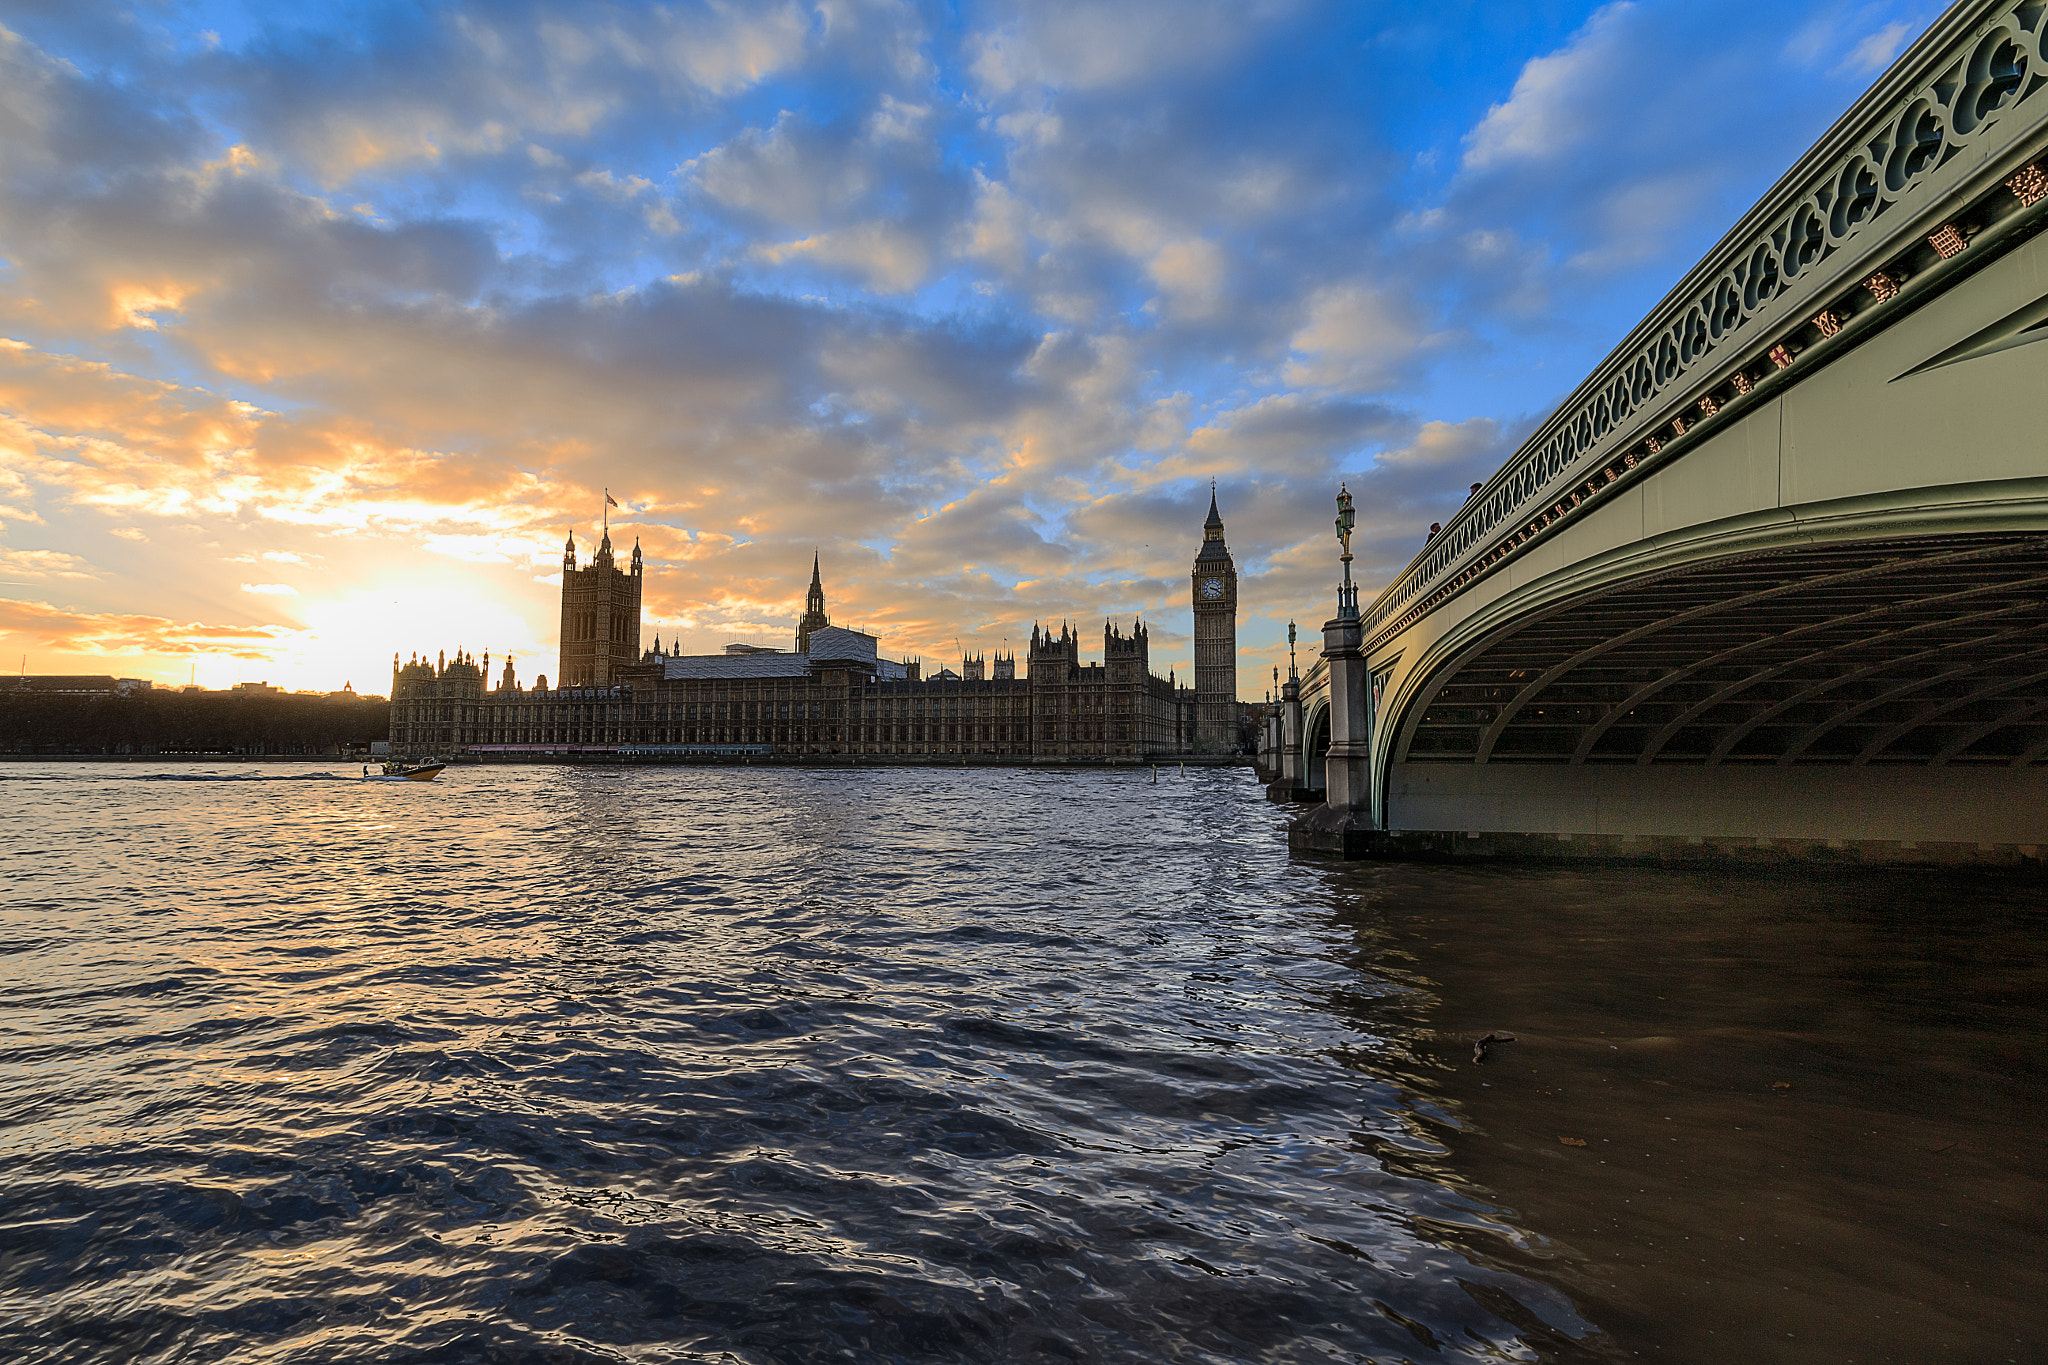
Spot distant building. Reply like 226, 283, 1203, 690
1026, 620, 1190, 759
389, 506, 1234, 762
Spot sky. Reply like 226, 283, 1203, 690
0, 0, 1936, 695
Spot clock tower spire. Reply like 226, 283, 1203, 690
1191, 483, 1238, 751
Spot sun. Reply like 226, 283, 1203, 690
292, 585, 551, 693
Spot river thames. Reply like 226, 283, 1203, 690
1, 763, 2040, 1363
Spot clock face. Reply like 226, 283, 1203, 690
1199, 576, 1225, 600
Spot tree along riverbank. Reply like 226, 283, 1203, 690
0, 691, 388, 756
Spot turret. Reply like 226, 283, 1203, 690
563, 531, 577, 573
631, 537, 643, 577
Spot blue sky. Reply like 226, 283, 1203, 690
0, 0, 1935, 689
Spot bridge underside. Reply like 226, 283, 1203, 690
1407, 533, 2048, 767
1383, 534, 2048, 855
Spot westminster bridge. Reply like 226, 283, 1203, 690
1267, 0, 2048, 863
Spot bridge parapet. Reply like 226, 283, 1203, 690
1363, 0, 2048, 652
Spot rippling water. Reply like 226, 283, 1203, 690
3, 763, 2041, 1363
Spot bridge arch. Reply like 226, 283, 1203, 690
1303, 700, 1330, 796
1369, 484, 2048, 845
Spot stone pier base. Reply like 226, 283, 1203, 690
1287, 805, 1378, 856
1287, 822, 2044, 869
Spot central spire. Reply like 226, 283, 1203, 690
796, 551, 830, 653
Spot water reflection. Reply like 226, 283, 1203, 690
1, 763, 2037, 1362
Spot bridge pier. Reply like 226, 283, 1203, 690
1291, 614, 1379, 852
1266, 676, 1309, 802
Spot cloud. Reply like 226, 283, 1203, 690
956, 172, 1032, 274
753, 222, 933, 293
0, 547, 96, 580
1283, 283, 1436, 392
188, 2, 815, 183
1185, 394, 1405, 479
239, 582, 298, 595
691, 111, 880, 227
0, 596, 303, 659
1462, 4, 1638, 173
1375, 417, 1509, 470
1146, 238, 1227, 319
1842, 20, 1912, 74
968, 0, 1295, 95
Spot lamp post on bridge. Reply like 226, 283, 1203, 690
1292, 484, 1375, 846
1335, 486, 1359, 619
1261, 667, 1280, 778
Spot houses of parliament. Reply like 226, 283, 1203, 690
389, 497, 1244, 762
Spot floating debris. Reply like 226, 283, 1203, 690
1472, 1031, 1517, 1064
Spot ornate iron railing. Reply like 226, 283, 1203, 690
1360, 0, 2048, 648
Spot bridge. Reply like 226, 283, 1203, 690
1267, 0, 2048, 864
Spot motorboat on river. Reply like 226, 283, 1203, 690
360, 760, 446, 782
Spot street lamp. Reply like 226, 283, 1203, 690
1287, 620, 1297, 679
1335, 484, 1358, 619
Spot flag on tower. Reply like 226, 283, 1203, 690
605, 491, 619, 508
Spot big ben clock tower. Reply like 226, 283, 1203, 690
1191, 486, 1238, 751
